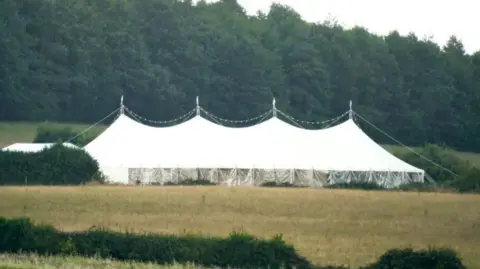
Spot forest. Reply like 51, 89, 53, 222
1, 0, 480, 151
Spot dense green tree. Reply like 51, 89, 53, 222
0, 0, 479, 151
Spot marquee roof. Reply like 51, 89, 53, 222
84, 113, 423, 174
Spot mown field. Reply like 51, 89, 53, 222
1, 121, 480, 166
0, 253, 198, 269
0, 186, 479, 268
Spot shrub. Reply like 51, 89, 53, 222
0, 217, 312, 269
33, 124, 97, 147
395, 144, 480, 193
260, 182, 305, 188
0, 143, 103, 185
366, 248, 466, 269
326, 182, 385, 190
394, 144, 468, 183
163, 179, 217, 186
397, 182, 438, 192
449, 167, 480, 193
33, 125, 77, 144
0, 217, 61, 254
0, 218, 468, 269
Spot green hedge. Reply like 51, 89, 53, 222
364, 248, 466, 269
396, 182, 439, 192
0, 217, 312, 269
163, 179, 217, 186
395, 144, 480, 193
450, 168, 480, 193
326, 182, 385, 190
260, 182, 306, 188
0, 217, 468, 269
33, 124, 98, 147
393, 144, 468, 183
0, 144, 102, 185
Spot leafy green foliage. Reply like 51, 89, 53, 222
449, 168, 480, 193
0, 217, 467, 269
326, 182, 385, 190
0, 144, 103, 185
365, 248, 466, 269
394, 144, 468, 183
395, 144, 480, 193
0, 0, 479, 152
260, 182, 305, 188
0, 218, 62, 255
33, 125, 77, 144
33, 125, 95, 146
163, 179, 217, 186
396, 182, 439, 192
0, 217, 313, 269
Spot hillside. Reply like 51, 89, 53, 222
1, 121, 480, 167
1, 0, 480, 153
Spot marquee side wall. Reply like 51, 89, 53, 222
100, 167, 425, 188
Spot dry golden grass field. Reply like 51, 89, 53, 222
0, 186, 479, 268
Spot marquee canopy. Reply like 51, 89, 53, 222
84, 110, 424, 187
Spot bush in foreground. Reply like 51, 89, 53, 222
0, 217, 312, 269
364, 248, 466, 269
0, 217, 468, 269
0, 144, 103, 185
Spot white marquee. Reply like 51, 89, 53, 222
84, 107, 424, 188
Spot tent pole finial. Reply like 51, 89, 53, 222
349, 100, 352, 119
120, 95, 124, 114
272, 97, 277, 117
196, 96, 200, 116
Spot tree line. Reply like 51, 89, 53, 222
1, 0, 479, 151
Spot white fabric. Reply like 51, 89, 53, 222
84, 114, 423, 174
2, 142, 79, 153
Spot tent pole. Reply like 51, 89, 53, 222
120, 95, 124, 114
348, 100, 352, 119
272, 98, 277, 117
196, 96, 200, 116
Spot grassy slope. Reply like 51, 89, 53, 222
1, 121, 479, 166
0, 186, 479, 269
0, 253, 200, 269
